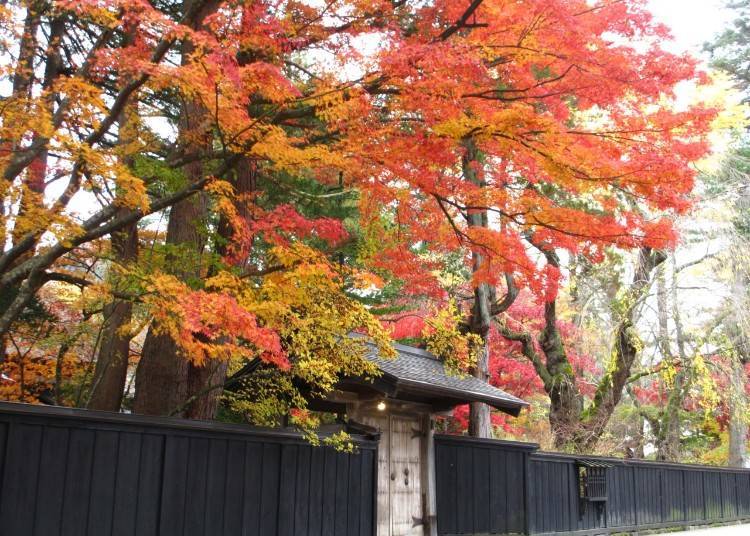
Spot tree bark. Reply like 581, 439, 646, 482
728, 353, 749, 467
577, 247, 666, 451
182, 158, 256, 419
727, 183, 750, 467
87, 28, 140, 411
87, 218, 138, 411
650, 261, 683, 461
133, 0, 217, 416
500, 246, 664, 452
462, 138, 493, 438
133, 190, 208, 416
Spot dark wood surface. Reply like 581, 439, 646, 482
0, 401, 377, 536
434, 435, 750, 536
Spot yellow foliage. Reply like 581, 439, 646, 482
422, 300, 482, 376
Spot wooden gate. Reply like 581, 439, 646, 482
362, 412, 425, 536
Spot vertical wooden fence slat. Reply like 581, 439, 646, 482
277, 444, 298, 536
184, 438, 210, 536
241, 441, 263, 536
33, 425, 69, 536
222, 440, 246, 536
359, 448, 375, 536
160, 435, 189, 535
307, 446, 325, 536
112, 432, 142, 536
320, 447, 337, 535
488, 448, 506, 533
333, 450, 350, 536
61, 428, 96, 536
347, 446, 362, 536
87, 430, 120, 535
203, 439, 228, 536
136, 433, 164, 536
0, 424, 42, 534
472, 446, 490, 533
294, 445, 312, 535
260, 443, 281, 535
456, 444, 473, 531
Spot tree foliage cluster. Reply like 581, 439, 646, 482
1, 0, 744, 459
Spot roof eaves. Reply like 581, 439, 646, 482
393, 376, 528, 414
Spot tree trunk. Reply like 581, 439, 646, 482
541, 299, 584, 449
133, 0, 219, 418
182, 158, 256, 419
87, 218, 138, 411
0, 9, 63, 363
462, 138, 493, 438
728, 354, 748, 467
727, 183, 750, 467
132, 92, 209, 419
133, 192, 208, 416
577, 247, 666, 451
652, 260, 682, 461
87, 43, 140, 411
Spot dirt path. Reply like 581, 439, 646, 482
651, 524, 750, 536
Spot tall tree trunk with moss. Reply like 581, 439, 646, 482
650, 259, 685, 461
462, 138, 493, 438
87, 23, 140, 410
133, 0, 217, 417
182, 159, 256, 419
578, 247, 666, 451
87, 219, 138, 411
499, 247, 665, 451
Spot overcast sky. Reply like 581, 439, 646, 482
647, 0, 732, 55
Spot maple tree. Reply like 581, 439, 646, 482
0, 0, 720, 451
355, 0, 715, 448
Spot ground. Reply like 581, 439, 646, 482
653, 524, 750, 535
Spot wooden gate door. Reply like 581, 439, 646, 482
360, 412, 424, 536
389, 415, 423, 536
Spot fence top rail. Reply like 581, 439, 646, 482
434, 433, 750, 474
531, 450, 750, 474
435, 433, 540, 451
0, 401, 379, 448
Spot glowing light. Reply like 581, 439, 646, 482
376, 401, 387, 411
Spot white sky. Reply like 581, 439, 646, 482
633, 2, 739, 354
647, 0, 732, 56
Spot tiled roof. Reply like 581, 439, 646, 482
362, 339, 528, 414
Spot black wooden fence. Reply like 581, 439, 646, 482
2, 402, 749, 536
435, 434, 750, 536
0, 402, 376, 536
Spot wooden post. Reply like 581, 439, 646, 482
422, 413, 438, 536
632, 466, 639, 529
523, 450, 532, 535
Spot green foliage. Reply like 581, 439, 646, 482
706, 1, 750, 100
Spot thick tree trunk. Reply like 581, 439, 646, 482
541, 299, 585, 449
133, 95, 210, 418
133, 0, 219, 418
87, 219, 138, 411
462, 138, 493, 438
133, 192, 208, 416
576, 247, 666, 451
182, 158, 256, 419
87, 47, 140, 411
